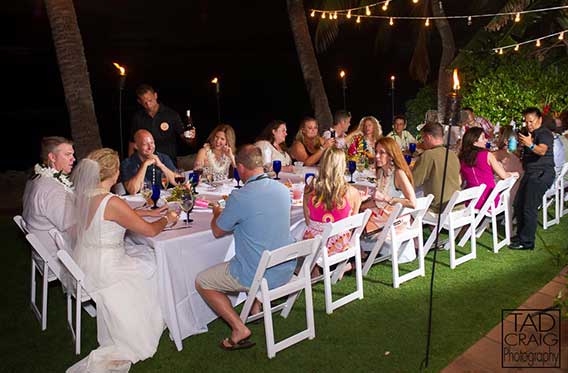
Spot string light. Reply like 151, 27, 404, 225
425, 18, 430, 26
321, 12, 326, 19
498, 48, 503, 55
308, 4, 568, 23
493, 30, 567, 54
467, 16, 472, 26
389, 17, 394, 26
356, 16, 361, 23
334, 11, 338, 19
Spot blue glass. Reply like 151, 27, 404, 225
404, 154, 412, 165
348, 160, 356, 184
191, 171, 200, 194
408, 143, 417, 154
151, 183, 161, 209
485, 142, 491, 150
273, 160, 282, 180
304, 172, 315, 184
233, 168, 241, 188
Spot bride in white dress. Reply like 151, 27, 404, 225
67, 148, 179, 372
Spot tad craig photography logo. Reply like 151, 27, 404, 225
501, 309, 561, 368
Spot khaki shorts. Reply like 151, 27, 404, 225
196, 262, 249, 293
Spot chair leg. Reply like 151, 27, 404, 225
322, 260, 333, 315
354, 249, 363, 300
418, 234, 425, 277
448, 226, 456, 270
303, 271, 315, 340
75, 288, 82, 355
260, 283, 275, 359
30, 258, 37, 318
491, 213, 498, 254
41, 262, 49, 331
391, 240, 400, 288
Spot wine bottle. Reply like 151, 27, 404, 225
184, 109, 194, 138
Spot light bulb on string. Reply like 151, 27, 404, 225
412, 0, 419, 3
389, 17, 394, 26
514, 13, 521, 22
321, 12, 326, 19
347, 10, 352, 19
366, 6, 371, 15
559, 32, 565, 40
425, 18, 430, 27
514, 44, 520, 51
536, 39, 541, 47
382, 1, 390, 11
467, 16, 472, 26
310, 10, 315, 17
356, 16, 361, 23
498, 48, 504, 55
334, 11, 338, 19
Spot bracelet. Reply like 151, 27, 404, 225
529, 143, 535, 151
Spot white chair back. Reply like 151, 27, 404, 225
240, 237, 322, 359
559, 162, 568, 217
424, 185, 486, 269
458, 176, 518, 252
13, 215, 28, 234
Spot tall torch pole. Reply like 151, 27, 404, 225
113, 62, 126, 159
211, 77, 221, 123
340, 70, 347, 111
390, 75, 396, 124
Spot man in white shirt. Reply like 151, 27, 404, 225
23, 137, 75, 260
323, 110, 352, 149
386, 115, 417, 150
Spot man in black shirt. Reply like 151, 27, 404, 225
129, 84, 196, 164
510, 107, 555, 250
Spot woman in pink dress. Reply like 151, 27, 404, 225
302, 147, 361, 276
459, 127, 519, 209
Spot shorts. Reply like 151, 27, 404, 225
196, 262, 249, 293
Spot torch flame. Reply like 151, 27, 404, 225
211, 77, 219, 84
390, 75, 395, 81
452, 68, 460, 91
113, 62, 126, 76
339, 70, 346, 78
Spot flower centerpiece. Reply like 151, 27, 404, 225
347, 135, 372, 169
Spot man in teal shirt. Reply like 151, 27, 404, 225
196, 144, 293, 350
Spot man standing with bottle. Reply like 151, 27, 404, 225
129, 84, 196, 163
510, 107, 555, 250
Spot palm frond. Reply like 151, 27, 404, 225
313, 0, 360, 53
485, 0, 531, 32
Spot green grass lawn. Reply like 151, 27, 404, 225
1, 214, 567, 372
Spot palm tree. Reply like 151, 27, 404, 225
44, 0, 101, 158
287, 0, 334, 131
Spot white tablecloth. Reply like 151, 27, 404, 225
125, 184, 305, 351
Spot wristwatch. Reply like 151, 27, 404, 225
529, 143, 535, 151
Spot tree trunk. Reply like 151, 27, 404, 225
432, 0, 456, 124
287, 0, 333, 131
45, 0, 101, 159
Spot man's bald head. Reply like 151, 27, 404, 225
134, 129, 155, 158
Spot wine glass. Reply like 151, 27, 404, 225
233, 168, 241, 189
348, 160, 356, 184
174, 169, 186, 186
141, 181, 152, 206
404, 154, 412, 165
180, 193, 194, 224
151, 183, 161, 209
191, 169, 201, 194
161, 173, 168, 190
273, 160, 282, 180
408, 143, 417, 155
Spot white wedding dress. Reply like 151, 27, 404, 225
68, 194, 164, 373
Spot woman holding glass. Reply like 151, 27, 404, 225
194, 124, 237, 182
360, 137, 417, 262
289, 116, 334, 166
302, 147, 361, 277
255, 120, 293, 172
459, 127, 519, 210
67, 148, 178, 372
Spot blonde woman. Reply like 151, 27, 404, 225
67, 148, 178, 372
289, 116, 335, 166
194, 124, 237, 181
303, 148, 361, 276
347, 116, 383, 162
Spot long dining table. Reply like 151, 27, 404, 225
125, 173, 308, 351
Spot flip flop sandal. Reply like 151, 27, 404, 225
219, 337, 256, 351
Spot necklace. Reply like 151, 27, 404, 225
34, 163, 74, 193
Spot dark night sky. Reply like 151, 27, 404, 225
1, 0, 500, 170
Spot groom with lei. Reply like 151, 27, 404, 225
23, 136, 75, 261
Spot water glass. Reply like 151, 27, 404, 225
348, 160, 356, 184
273, 160, 282, 180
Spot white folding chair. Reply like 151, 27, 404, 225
312, 210, 371, 314
56, 249, 94, 355
24, 233, 63, 331
363, 194, 434, 288
553, 162, 568, 218
458, 176, 518, 253
423, 185, 485, 269
240, 237, 321, 359
542, 172, 561, 230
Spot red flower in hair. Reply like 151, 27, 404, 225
543, 104, 551, 116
